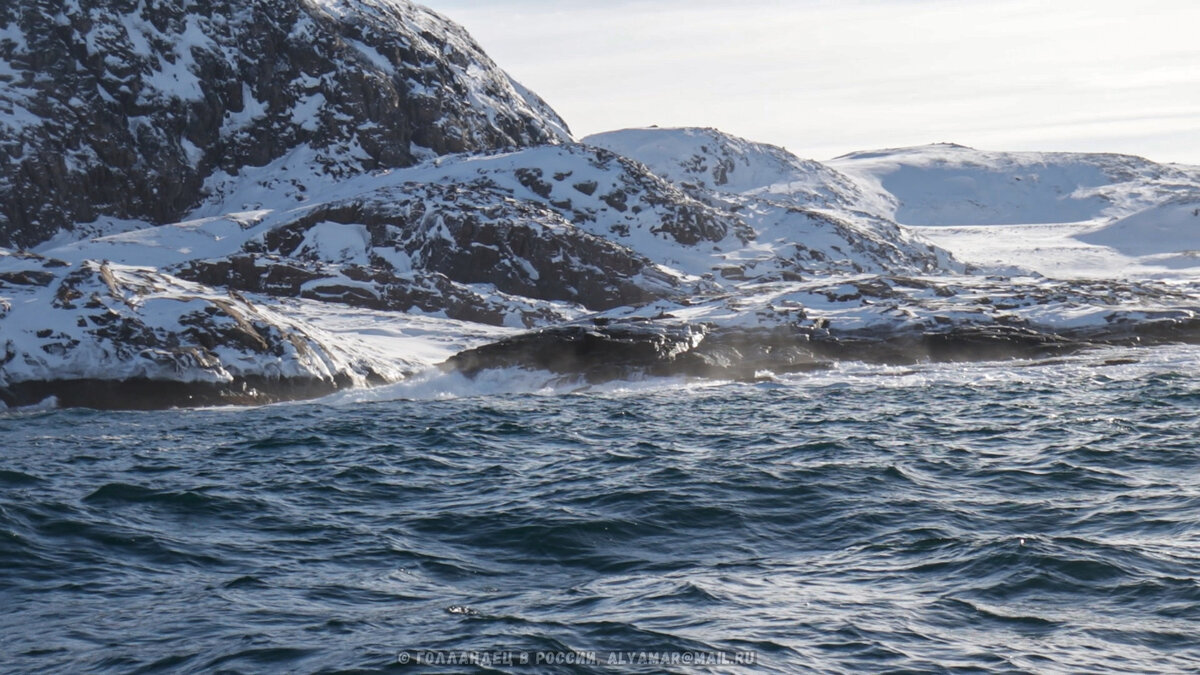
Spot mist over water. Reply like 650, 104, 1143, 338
3, 345, 1200, 673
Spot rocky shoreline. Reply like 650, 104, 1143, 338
3, 0, 1199, 411
0, 373, 366, 411
7, 314, 1199, 411
445, 316, 1200, 385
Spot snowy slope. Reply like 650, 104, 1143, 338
829, 144, 1200, 278
585, 127, 867, 207
584, 127, 959, 276
38, 140, 956, 327
827, 143, 1200, 225
10, 131, 1200, 406
1079, 198, 1200, 258
445, 140, 1200, 382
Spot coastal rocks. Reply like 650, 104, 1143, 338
174, 140, 953, 320
0, 375, 354, 411
445, 322, 704, 381
236, 150, 708, 310
0, 257, 395, 409
442, 317, 1200, 385
0, 0, 569, 248
443, 274, 1200, 384
171, 142, 757, 317
442, 321, 1080, 383
3, 2, 1200, 409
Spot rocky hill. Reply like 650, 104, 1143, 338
0, 0, 568, 249
2, 1, 1199, 409
584, 127, 959, 276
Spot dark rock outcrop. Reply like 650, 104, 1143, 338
175, 253, 573, 327
444, 317, 1200, 384
446, 323, 704, 381
0, 373, 356, 411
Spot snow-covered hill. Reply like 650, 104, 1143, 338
0, 0, 569, 249
829, 143, 1200, 226
584, 127, 958, 276
443, 139, 1200, 382
1078, 198, 1200, 258
829, 143, 1200, 278
585, 127, 867, 207
38, 138, 958, 324
3, 3, 1200, 408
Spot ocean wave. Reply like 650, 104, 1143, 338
3, 344, 1200, 672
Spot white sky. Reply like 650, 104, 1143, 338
420, 0, 1200, 165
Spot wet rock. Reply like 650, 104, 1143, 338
442, 319, 1169, 384
445, 323, 703, 381
0, 374, 353, 411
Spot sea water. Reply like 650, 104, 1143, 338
3, 345, 1200, 673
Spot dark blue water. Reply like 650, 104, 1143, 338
3, 347, 1200, 674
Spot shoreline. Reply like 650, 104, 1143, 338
8, 316, 1199, 411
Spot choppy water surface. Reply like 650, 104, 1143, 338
4, 346, 1200, 673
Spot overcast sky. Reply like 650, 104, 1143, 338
420, 0, 1200, 165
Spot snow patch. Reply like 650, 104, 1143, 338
297, 222, 372, 264
1079, 199, 1200, 258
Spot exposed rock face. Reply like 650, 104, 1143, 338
0, 0, 569, 248
1, 375, 353, 411
446, 322, 706, 382
170, 143, 750, 318
174, 253, 580, 327
443, 321, 1070, 384
445, 312, 1200, 385
443, 270, 1200, 383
